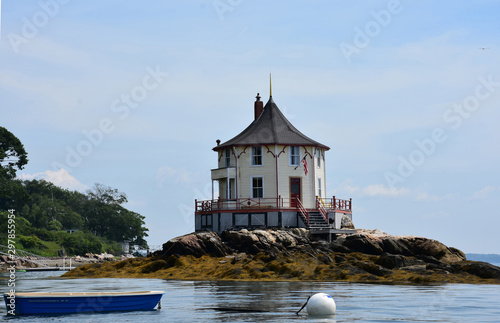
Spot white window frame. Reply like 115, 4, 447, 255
251, 146, 263, 166
225, 179, 233, 199
316, 148, 322, 168
251, 176, 264, 198
289, 146, 300, 166
318, 178, 322, 197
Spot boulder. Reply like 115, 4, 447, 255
341, 214, 355, 229
356, 261, 393, 276
220, 228, 312, 256
154, 228, 481, 282
381, 238, 412, 256
160, 231, 231, 258
159, 229, 468, 267
403, 237, 465, 263
332, 230, 466, 263
341, 234, 384, 255
376, 253, 414, 269
66, 227, 500, 284
454, 261, 500, 279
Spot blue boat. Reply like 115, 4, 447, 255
3, 291, 164, 315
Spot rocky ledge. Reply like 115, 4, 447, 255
63, 229, 500, 284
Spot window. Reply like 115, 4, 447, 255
251, 146, 262, 166
225, 148, 231, 167
289, 146, 300, 166
316, 148, 321, 168
318, 178, 322, 197
225, 179, 234, 199
201, 214, 212, 228
252, 177, 263, 198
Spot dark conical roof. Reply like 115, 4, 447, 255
213, 97, 330, 151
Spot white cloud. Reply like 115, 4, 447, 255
360, 184, 411, 198
331, 179, 360, 196
470, 186, 498, 200
331, 180, 411, 198
332, 180, 454, 201
414, 191, 453, 202
155, 165, 194, 188
17, 169, 89, 192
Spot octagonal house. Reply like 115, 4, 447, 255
195, 91, 354, 240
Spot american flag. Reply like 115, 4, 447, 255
301, 156, 308, 175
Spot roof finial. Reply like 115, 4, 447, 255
269, 73, 272, 97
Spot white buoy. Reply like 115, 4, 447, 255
306, 293, 336, 317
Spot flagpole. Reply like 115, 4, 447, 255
269, 73, 272, 97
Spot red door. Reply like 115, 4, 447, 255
290, 178, 301, 207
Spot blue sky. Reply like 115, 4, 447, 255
1, 1, 499, 253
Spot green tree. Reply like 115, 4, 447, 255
0, 127, 28, 180
61, 231, 102, 255
0, 179, 28, 211
84, 184, 148, 246
0, 210, 9, 245
0, 175, 149, 254
87, 183, 127, 205
19, 235, 43, 249
48, 219, 63, 231
0, 127, 28, 212
22, 180, 85, 231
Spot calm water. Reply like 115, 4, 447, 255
1, 271, 500, 322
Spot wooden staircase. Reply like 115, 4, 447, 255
295, 198, 329, 231
307, 211, 329, 230
295, 197, 355, 239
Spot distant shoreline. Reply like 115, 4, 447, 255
466, 253, 500, 264
0, 255, 112, 272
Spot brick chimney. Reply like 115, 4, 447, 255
254, 93, 263, 120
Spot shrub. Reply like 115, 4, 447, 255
48, 220, 63, 231
62, 231, 102, 256
101, 240, 122, 255
19, 235, 43, 249
32, 228, 57, 241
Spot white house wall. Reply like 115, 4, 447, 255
314, 147, 327, 200
236, 146, 277, 200
221, 145, 327, 209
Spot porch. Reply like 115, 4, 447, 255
195, 196, 351, 214
194, 196, 353, 234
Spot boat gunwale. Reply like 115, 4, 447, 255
4, 291, 165, 298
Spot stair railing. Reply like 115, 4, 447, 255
295, 198, 309, 228
316, 196, 329, 223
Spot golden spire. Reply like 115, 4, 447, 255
269, 73, 272, 97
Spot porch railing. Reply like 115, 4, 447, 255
195, 195, 352, 213
196, 196, 285, 213
322, 196, 352, 212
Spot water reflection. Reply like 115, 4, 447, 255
0, 272, 498, 322
192, 281, 337, 322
